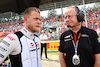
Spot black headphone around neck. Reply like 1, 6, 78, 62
74, 5, 85, 22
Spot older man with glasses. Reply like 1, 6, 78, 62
59, 6, 100, 67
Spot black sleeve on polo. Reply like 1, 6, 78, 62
59, 33, 65, 52
91, 30, 100, 54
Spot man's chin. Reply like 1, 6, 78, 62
35, 29, 39, 32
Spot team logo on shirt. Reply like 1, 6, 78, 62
7, 35, 15, 41
30, 43, 34, 46
30, 42, 39, 47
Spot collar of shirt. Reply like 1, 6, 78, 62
20, 27, 34, 40
69, 26, 84, 34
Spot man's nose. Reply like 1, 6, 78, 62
65, 17, 70, 22
37, 20, 41, 24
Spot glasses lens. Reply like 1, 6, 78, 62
64, 15, 76, 19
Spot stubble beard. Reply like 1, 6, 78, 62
28, 25, 39, 33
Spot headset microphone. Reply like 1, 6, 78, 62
67, 25, 71, 27
67, 22, 81, 27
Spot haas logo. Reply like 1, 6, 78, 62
7, 36, 15, 41
30, 43, 34, 46
30, 42, 39, 47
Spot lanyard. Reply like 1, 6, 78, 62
70, 33, 81, 55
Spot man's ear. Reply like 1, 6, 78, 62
24, 16, 27, 22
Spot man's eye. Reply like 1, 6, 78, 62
34, 18, 38, 20
34, 18, 41, 21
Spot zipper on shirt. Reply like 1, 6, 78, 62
33, 38, 38, 67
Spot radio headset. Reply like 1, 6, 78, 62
74, 5, 85, 22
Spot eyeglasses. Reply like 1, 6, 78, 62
64, 15, 76, 19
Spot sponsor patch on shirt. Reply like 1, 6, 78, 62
36, 42, 39, 47
64, 39, 71, 42
81, 34, 89, 37
64, 35, 71, 38
0, 46, 7, 52
64, 35, 71, 42
2, 40, 10, 47
23, 28, 27, 33
30, 48, 40, 52
0, 53, 4, 58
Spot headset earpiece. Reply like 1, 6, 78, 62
74, 6, 85, 22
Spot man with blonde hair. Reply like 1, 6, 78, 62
0, 7, 42, 67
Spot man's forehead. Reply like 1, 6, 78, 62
65, 7, 76, 15
65, 7, 75, 12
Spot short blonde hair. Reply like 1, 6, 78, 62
24, 7, 40, 16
